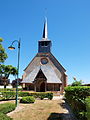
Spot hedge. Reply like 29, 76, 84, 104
65, 86, 90, 120
20, 96, 35, 103
19, 92, 53, 100
29, 92, 53, 100
0, 88, 22, 92
18, 92, 30, 97
0, 91, 53, 100
0, 89, 13, 92
85, 97, 90, 120
0, 103, 16, 120
1, 91, 16, 100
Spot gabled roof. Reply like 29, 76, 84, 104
22, 65, 62, 84
24, 53, 66, 73
48, 53, 66, 72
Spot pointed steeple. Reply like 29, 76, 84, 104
38, 17, 52, 53
42, 17, 48, 39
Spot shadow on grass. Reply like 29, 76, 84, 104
47, 100, 77, 120
47, 112, 77, 120
47, 113, 63, 120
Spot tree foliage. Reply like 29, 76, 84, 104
0, 65, 18, 79
0, 38, 8, 63
0, 65, 18, 88
71, 77, 83, 86
0, 37, 18, 88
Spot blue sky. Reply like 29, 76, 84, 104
0, 0, 90, 84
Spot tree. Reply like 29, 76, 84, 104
0, 38, 8, 63
0, 65, 18, 88
71, 77, 83, 86
12, 78, 22, 88
0, 38, 17, 88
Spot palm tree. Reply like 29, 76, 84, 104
0, 65, 17, 88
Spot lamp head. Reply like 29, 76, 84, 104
8, 45, 15, 50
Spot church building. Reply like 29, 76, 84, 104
22, 18, 68, 93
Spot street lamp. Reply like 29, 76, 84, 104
8, 39, 20, 107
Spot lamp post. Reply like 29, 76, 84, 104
8, 39, 20, 107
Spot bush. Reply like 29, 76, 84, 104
0, 88, 13, 92
18, 92, 53, 100
46, 93, 53, 100
1, 91, 16, 100
20, 96, 35, 103
18, 88, 23, 91
85, 97, 90, 120
65, 86, 90, 120
0, 88, 22, 92
0, 91, 53, 101
29, 92, 53, 100
0, 97, 5, 101
65, 86, 90, 100
18, 91, 30, 97
0, 113, 12, 120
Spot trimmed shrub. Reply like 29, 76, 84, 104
0, 91, 53, 100
0, 97, 5, 101
65, 86, 90, 100
18, 88, 23, 91
65, 86, 90, 120
85, 97, 90, 120
20, 96, 35, 103
0, 88, 22, 92
1, 91, 16, 100
0, 88, 13, 92
18, 91, 30, 97
29, 92, 53, 100
18, 92, 53, 100
46, 93, 53, 100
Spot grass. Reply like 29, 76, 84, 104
8, 100, 64, 120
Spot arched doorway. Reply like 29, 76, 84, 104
40, 82, 45, 92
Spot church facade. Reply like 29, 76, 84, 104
22, 19, 67, 93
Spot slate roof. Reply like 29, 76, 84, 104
22, 64, 62, 84
24, 53, 66, 72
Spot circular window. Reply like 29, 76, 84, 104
41, 58, 48, 65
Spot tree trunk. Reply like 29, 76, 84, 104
4, 84, 6, 89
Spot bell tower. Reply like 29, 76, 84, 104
38, 18, 52, 53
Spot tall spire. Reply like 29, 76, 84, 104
42, 17, 48, 39
38, 17, 51, 53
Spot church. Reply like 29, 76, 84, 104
22, 18, 67, 93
